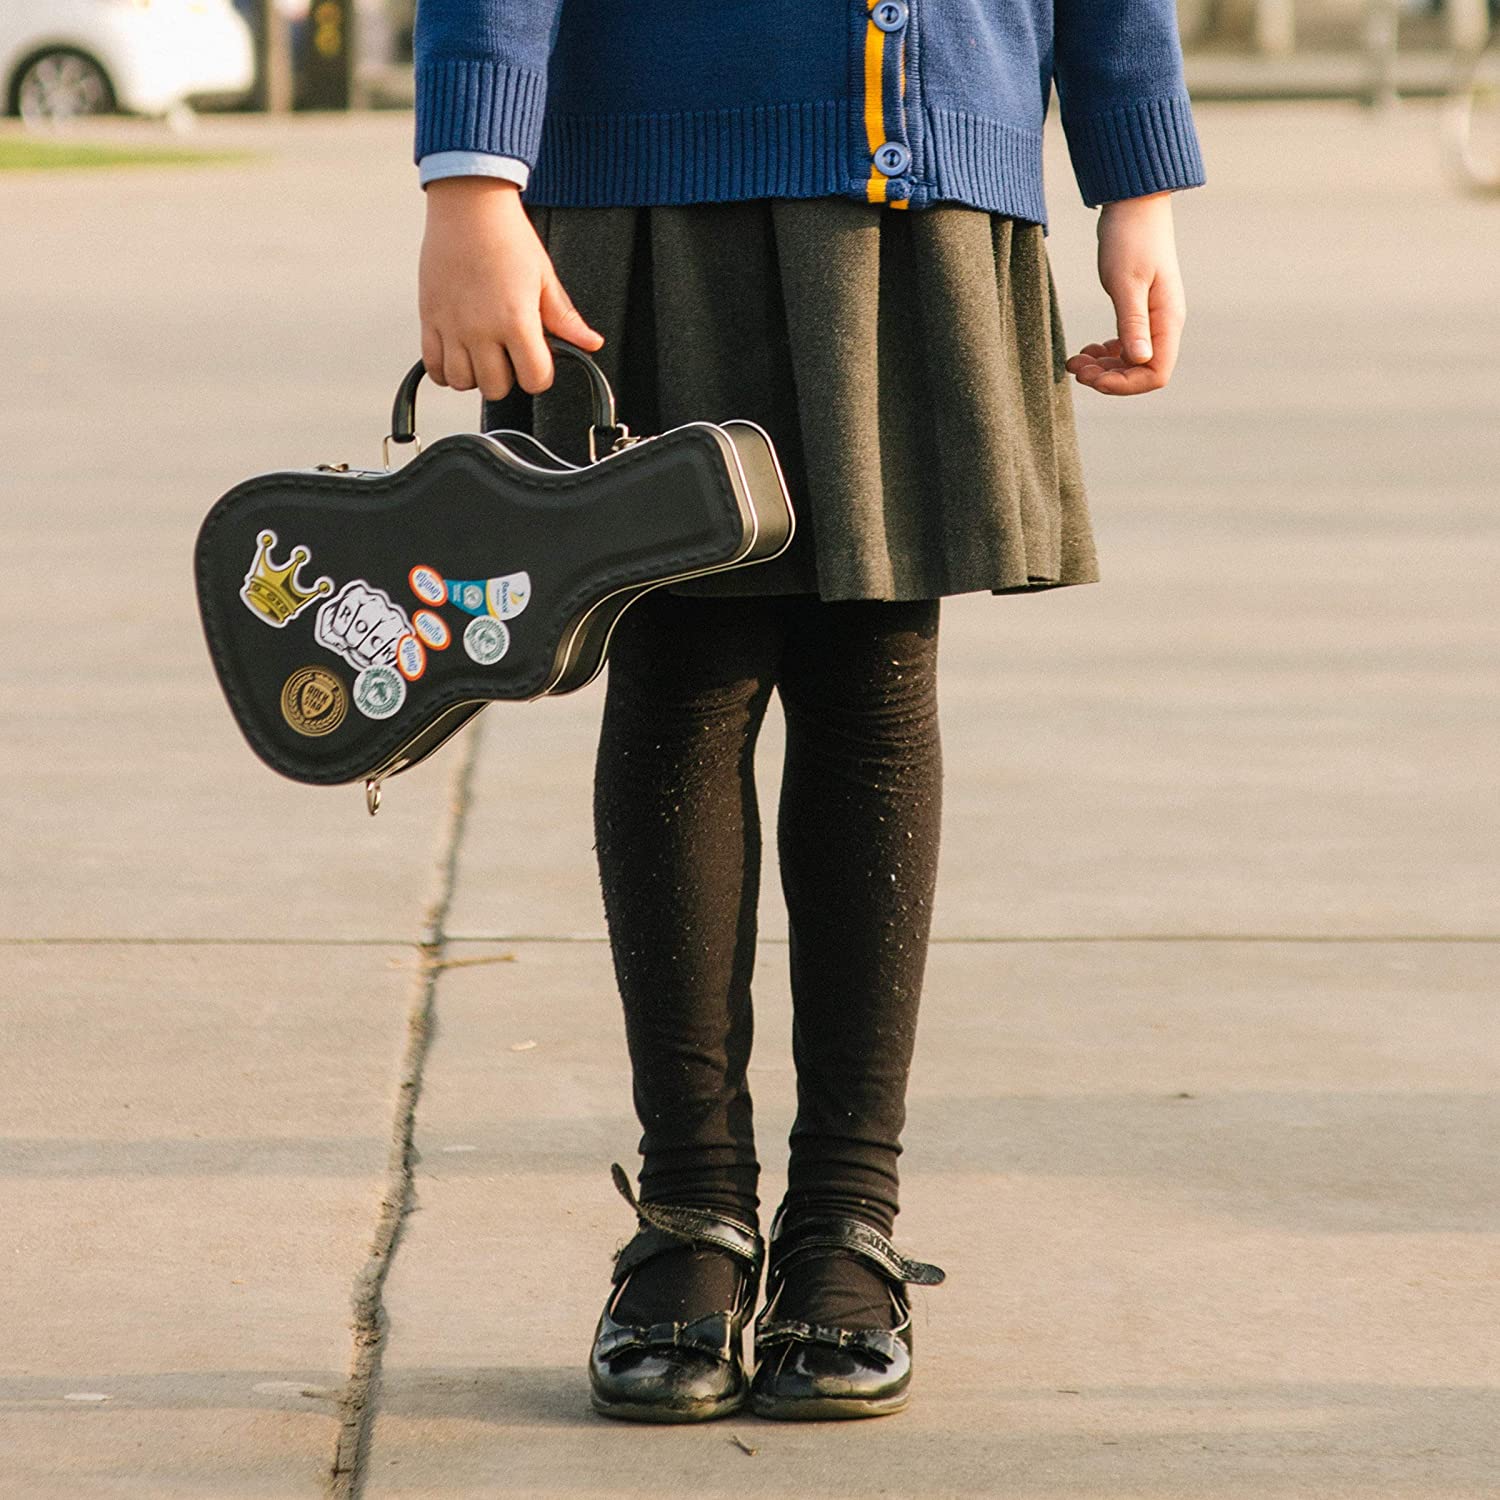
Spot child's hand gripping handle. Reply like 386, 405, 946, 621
388, 334, 638, 467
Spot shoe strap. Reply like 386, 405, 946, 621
607, 1162, 765, 1285
766, 1209, 946, 1288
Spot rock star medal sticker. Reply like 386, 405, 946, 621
280, 666, 347, 736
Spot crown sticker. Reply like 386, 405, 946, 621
239, 529, 334, 627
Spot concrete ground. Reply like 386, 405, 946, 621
0, 101, 1495, 1497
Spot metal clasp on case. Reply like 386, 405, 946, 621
588, 421, 642, 464
382, 433, 424, 471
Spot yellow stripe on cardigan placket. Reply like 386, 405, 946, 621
862, 11, 888, 203
862, 7, 912, 209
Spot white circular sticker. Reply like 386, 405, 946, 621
463, 616, 510, 665
408, 565, 445, 606
353, 664, 406, 719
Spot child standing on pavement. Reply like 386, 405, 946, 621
412, 0, 1205, 1423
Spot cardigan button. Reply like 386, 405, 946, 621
870, 0, 909, 31
872, 140, 911, 177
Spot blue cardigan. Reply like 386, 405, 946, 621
413, 0, 1206, 230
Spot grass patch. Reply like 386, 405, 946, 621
0, 138, 255, 172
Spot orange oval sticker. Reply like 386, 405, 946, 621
413, 610, 450, 650
408, 565, 445, 606
395, 633, 426, 682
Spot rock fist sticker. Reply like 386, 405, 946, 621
315, 581, 412, 672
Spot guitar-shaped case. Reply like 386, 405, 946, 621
194, 336, 796, 810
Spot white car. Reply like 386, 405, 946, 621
2, 0, 254, 123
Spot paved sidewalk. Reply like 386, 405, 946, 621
1, 103, 1495, 1497
1182, 46, 1460, 98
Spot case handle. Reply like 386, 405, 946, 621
388, 334, 633, 465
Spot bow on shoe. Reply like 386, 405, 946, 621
593, 1309, 740, 1363
753, 1317, 905, 1367
749, 1207, 947, 1418
752, 1210, 947, 1358
590, 1164, 770, 1422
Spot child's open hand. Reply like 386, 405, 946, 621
418, 178, 605, 402
1066, 189, 1185, 396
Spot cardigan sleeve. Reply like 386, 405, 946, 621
412, 0, 564, 167
1051, 0, 1207, 209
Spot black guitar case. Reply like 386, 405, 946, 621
194, 337, 796, 810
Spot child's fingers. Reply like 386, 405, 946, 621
1075, 358, 1169, 395
421, 327, 447, 386
1067, 332, 1170, 391
443, 345, 477, 393
470, 341, 516, 404
1069, 282, 1185, 393
1066, 340, 1129, 378
505, 317, 557, 396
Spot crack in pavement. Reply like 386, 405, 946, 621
305, 720, 1486, 1492
325, 720, 483, 1500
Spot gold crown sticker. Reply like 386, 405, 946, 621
240, 529, 334, 627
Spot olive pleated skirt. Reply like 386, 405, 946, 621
482, 196, 1099, 603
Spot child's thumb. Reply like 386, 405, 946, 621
540, 270, 605, 348
1110, 288, 1153, 364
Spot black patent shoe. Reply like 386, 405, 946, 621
750, 1205, 946, 1421
588, 1163, 766, 1423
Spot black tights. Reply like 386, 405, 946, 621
593, 588, 943, 1245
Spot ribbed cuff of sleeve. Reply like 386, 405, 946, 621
413, 57, 548, 164
419, 152, 530, 188
1062, 92, 1206, 209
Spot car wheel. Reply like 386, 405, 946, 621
14, 50, 115, 124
